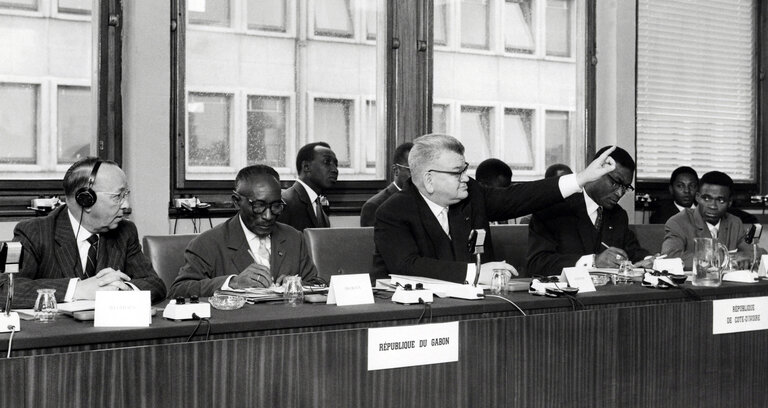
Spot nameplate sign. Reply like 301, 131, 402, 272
562, 267, 596, 293
654, 258, 684, 276
712, 296, 768, 335
367, 321, 459, 371
94, 291, 151, 327
326, 274, 374, 306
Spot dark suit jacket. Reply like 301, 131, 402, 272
7, 205, 167, 308
649, 200, 682, 224
279, 181, 327, 231
527, 194, 650, 276
373, 177, 563, 283
168, 216, 317, 298
360, 183, 399, 227
662, 209, 750, 269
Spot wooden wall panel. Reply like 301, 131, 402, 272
0, 357, 26, 408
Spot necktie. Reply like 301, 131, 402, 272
438, 207, 451, 238
255, 237, 271, 268
594, 207, 604, 232
709, 225, 718, 240
84, 234, 99, 279
316, 196, 330, 228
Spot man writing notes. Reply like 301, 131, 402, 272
7, 158, 166, 308
527, 146, 651, 276
169, 165, 317, 298
373, 134, 618, 283
360, 142, 413, 227
661, 171, 761, 269
279, 142, 338, 231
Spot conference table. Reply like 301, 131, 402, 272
1, 281, 768, 408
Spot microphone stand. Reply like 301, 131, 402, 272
0, 242, 20, 333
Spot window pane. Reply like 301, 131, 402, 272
505, 0, 534, 54
247, 95, 287, 167
545, 110, 569, 166
503, 108, 534, 170
0, 0, 36, 10
58, 0, 91, 15
460, 106, 493, 165
247, 0, 286, 32
461, 0, 489, 49
432, 104, 449, 134
187, 93, 231, 167
0, 83, 37, 164
365, 0, 377, 40
546, 0, 571, 57
434, 0, 448, 46
315, 0, 353, 38
58, 86, 94, 163
365, 100, 376, 168
188, 0, 230, 27
313, 98, 352, 167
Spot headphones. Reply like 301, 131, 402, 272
75, 161, 102, 208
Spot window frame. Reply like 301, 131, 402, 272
0, 0, 122, 216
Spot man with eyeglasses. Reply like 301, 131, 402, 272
662, 171, 762, 269
360, 142, 413, 227
373, 134, 619, 283
527, 146, 652, 276
169, 165, 317, 298
6, 158, 166, 308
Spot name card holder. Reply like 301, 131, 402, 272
326, 274, 374, 306
94, 291, 151, 327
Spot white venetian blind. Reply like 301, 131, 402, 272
636, 0, 756, 182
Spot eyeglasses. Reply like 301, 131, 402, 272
606, 174, 634, 194
97, 189, 131, 203
233, 192, 287, 215
698, 194, 728, 205
394, 163, 410, 170
428, 162, 470, 179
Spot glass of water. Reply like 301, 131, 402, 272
34, 289, 57, 322
283, 275, 304, 306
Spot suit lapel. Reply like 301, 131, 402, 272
294, 182, 320, 227
98, 233, 122, 272
53, 207, 83, 278
226, 217, 255, 274
571, 196, 599, 254
412, 190, 455, 260
449, 205, 472, 262
270, 227, 286, 277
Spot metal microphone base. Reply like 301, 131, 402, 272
0, 312, 20, 332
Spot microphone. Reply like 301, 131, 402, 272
745, 224, 757, 244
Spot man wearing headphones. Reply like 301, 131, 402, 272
6, 157, 166, 308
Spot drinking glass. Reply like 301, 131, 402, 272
283, 276, 304, 306
34, 289, 57, 323
614, 260, 635, 285
490, 269, 509, 295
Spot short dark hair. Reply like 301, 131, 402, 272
593, 146, 635, 172
544, 163, 573, 178
235, 164, 280, 193
295, 142, 331, 174
393, 142, 413, 165
63, 157, 119, 197
699, 171, 733, 196
475, 158, 512, 184
669, 166, 698, 186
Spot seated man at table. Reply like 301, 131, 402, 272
661, 171, 761, 269
649, 166, 699, 224
527, 146, 651, 276
360, 142, 413, 227
475, 158, 512, 189
373, 133, 618, 283
279, 142, 338, 230
169, 165, 317, 298
5, 158, 166, 308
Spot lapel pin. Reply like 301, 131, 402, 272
278, 251, 284, 257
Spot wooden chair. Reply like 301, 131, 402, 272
303, 227, 375, 281
142, 234, 198, 289
489, 224, 530, 277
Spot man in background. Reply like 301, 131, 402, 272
527, 146, 651, 276
475, 158, 512, 189
545, 163, 573, 178
7, 158, 166, 308
662, 171, 761, 269
279, 142, 338, 231
649, 166, 698, 224
360, 142, 413, 227
170, 165, 316, 298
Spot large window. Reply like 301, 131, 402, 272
636, 0, 757, 183
0, 1, 96, 179
433, 0, 586, 180
180, 0, 385, 183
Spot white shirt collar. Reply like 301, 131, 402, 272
418, 191, 448, 219
674, 201, 695, 212
393, 181, 403, 191
706, 219, 721, 231
238, 214, 269, 243
297, 179, 319, 204
583, 190, 601, 220
67, 208, 95, 244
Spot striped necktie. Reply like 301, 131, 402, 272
84, 234, 99, 279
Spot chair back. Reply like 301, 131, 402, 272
303, 227, 375, 281
142, 234, 197, 289
489, 224, 530, 277
628, 224, 666, 254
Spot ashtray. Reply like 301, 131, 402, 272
209, 291, 246, 310
590, 274, 610, 286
